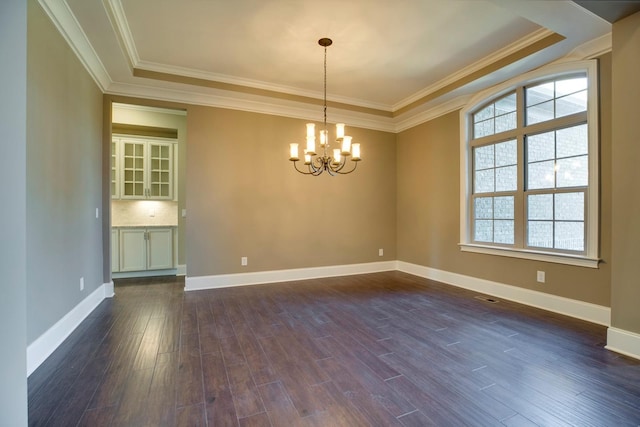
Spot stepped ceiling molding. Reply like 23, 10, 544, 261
40, 0, 614, 132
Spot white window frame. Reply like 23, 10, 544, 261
459, 60, 600, 268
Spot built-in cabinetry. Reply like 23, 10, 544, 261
112, 227, 175, 274
111, 229, 119, 272
112, 136, 176, 200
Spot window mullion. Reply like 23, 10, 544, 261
514, 86, 526, 249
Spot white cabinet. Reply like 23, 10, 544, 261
147, 228, 174, 270
120, 229, 147, 272
117, 227, 174, 272
111, 229, 120, 272
112, 136, 175, 200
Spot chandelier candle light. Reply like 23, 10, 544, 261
289, 38, 361, 175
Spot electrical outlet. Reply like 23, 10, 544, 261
378, 248, 384, 257
241, 257, 248, 266
95, 208, 99, 219
80, 277, 84, 291
536, 271, 545, 283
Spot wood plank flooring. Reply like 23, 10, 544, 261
28, 272, 640, 426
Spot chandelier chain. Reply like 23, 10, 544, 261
323, 42, 328, 146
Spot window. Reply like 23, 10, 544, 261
460, 61, 599, 268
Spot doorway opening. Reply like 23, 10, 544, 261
110, 102, 187, 280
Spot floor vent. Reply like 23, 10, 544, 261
475, 295, 499, 304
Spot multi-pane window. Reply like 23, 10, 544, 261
526, 123, 588, 251
472, 139, 517, 244
464, 67, 598, 264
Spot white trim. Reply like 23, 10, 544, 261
104, 0, 140, 66
459, 60, 600, 267
395, 96, 469, 133
112, 268, 177, 279
106, 81, 397, 133
37, 0, 111, 91
397, 261, 610, 326
104, 281, 115, 297
112, 102, 186, 116
106, 2, 390, 113
42, 0, 614, 133
185, 261, 397, 291
135, 59, 392, 114
606, 327, 640, 361
567, 33, 612, 60
25, 263, 618, 378
393, 28, 557, 112
460, 244, 600, 269
185, 261, 610, 328
27, 283, 109, 376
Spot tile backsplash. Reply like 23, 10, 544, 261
111, 200, 178, 227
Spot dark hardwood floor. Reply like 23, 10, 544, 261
28, 271, 640, 426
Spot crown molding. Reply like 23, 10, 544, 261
38, 0, 112, 91
134, 60, 393, 113
107, 0, 391, 113
392, 28, 557, 112
567, 32, 612, 59
42, 0, 610, 135
104, 0, 139, 67
106, 82, 397, 133
112, 102, 187, 116
394, 96, 470, 133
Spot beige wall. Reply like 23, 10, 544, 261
97, 39, 623, 316
27, 0, 104, 342
396, 54, 613, 307
186, 106, 397, 276
611, 11, 640, 333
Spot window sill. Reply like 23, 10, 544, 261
459, 243, 600, 268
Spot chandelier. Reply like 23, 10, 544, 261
288, 38, 361, 175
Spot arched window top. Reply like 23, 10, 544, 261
472, 92, 517, 139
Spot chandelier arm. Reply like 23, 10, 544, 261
332, 160, 358, 175
311, 156, 324, 172
308, 156, 327, 176
292, 160, 315, 175
328, 155, 349, 173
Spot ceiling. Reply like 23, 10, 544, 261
41, 0, 615, 131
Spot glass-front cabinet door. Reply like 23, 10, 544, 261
111, 141, 119, 199
122, 140, 146, 198
148, 143, 172, 198
113, 136, 174, 200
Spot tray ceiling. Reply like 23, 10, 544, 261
44, 0, 612, 130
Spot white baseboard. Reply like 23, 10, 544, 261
104, 281, 114, 297
112, 268, 177, 279
606, 327, 640, 360
185, 261, 397, 291
27, 282, 109, 376
397, 261, 611, 326
186, 260, 610, 327
26, 261, 628, 379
